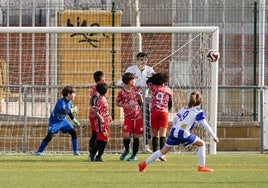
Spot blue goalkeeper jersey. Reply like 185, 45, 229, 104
49, 97, 73, 125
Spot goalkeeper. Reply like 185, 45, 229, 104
35, 86, 81, 155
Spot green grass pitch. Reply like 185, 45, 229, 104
0, 153, 268, 188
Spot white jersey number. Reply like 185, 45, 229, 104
155, 92, 164, 108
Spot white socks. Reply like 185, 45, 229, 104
198, 145, 206, 166
146, 150, 162, 165
145, 146, 206, 167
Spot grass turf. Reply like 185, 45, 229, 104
0, 153, 268, 188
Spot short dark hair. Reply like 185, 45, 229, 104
136, 52, 148, 59
96, 82, 108, 96
93, 71, 104, 82
122, 72, 135, 84
62, 86, 75, 97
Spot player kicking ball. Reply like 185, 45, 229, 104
139, 91, 219, 172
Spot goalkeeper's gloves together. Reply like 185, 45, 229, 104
73, 118, 81, 126
70, 106, 79, 114
70, 106, 80, 126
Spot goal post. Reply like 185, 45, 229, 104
0, 26, 219, 154
210, 28, 219, 154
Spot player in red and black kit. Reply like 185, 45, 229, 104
88, 71, 105, 160
116, 72, 144, 161
146, 73, 173, 161
90, 82, 112, 162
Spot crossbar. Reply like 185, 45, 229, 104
0, 26, 219, 34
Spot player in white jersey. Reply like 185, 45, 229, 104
117, 52, 155, 153
139, 91, 219, 172
117, 52, 155, 89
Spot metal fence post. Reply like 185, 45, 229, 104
22, 86, 28, 153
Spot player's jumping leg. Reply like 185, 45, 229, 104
72, 139, 80, 155
89, 130, 97, 158
67, 129, 80, 155
127, 137, 139, 161
120, 138, 130, 160
95, 140, 107, 162
35, 132, 54, 155
159, 136, 167, 161
197, 143, 213, 172
139, 146, 171, 172
138, 150, 162, 172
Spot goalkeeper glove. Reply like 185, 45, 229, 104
70, 106, 79, 114
73, 118, 81, 126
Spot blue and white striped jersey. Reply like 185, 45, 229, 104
172, 106, 216, 139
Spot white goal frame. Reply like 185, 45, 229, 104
0, 26, 219, 154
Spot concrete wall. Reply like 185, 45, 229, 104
0, 120, 261, 152
217, 121, 260, 151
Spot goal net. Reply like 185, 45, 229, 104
0, 26, 219, 154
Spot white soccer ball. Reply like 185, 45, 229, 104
206, 50, 220, 62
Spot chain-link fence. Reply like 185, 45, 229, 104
0, 0, 267, 153
0, 0, 267, 121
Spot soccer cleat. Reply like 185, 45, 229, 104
120, 150, 130, 161
90, 152, 96, 161
88, 148, 92, 157
145, 145, 153, 153
73, 151, 80, 156
89, 150, 94, 159
198, 166, 214, 172
95, 157, 104, 162
35, 151, 42, 156
159, 155, 167, 162
90, 156, 95, 162
138, 161, 147, 172
127, 155, 137, 161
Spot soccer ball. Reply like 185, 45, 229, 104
206, 50, 220, 62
